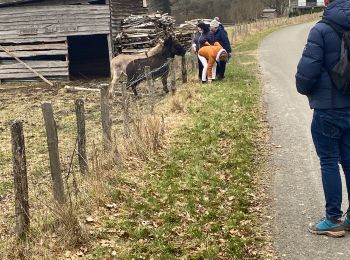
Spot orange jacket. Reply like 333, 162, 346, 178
198, 42, 224, 79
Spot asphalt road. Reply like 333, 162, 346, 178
260, 23, 350, 259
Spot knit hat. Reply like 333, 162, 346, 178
210, 20, 220, 28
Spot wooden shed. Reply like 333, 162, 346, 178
0, 0, 147, 82
262, 8, 277, 19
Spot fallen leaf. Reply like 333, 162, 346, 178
86, 216, 96, 223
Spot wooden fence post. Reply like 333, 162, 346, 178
168, 58, 176, 93
75, 99, 88, 175
145, 66, 155, 112
100, 85, 112, 150
11, 120, 30, 239
121, 81, 130, 137
41, 102, 65, 204
192, 53, 198, 80
181, 55, 188, 83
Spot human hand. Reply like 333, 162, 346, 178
192, 44, 197, 52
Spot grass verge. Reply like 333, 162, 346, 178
83, 28, 279, 259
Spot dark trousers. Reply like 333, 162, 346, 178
198, 57, 204, 80
217, 61, 227, 79
311, 108, 350, 220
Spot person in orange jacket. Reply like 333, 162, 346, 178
198, 42, 228, 83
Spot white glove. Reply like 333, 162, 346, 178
192, 43, 197, 52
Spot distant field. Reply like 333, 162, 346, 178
226, 26, 234, 42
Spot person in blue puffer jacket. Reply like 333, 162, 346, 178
210, 19, 232, 79
296, 0, 350, 238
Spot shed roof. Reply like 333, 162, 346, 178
0, 0, 37, 5
0, 0, 98, 6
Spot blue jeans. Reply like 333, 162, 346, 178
311, 108, 350, 220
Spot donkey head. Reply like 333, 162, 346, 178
163, 36, 187, 58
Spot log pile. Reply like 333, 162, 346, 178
115, 12, 176, 55
175, 23, 197, 51
115, 13, 204, 55
174, 19, 213, 50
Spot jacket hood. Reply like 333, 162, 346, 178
323, 0, 350, 29
218, 24, 225, 31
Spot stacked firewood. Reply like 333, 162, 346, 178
174, 19, 214, 50
115, 12, 176, 55
175, 23, 197, 51
115, 13, 207, 55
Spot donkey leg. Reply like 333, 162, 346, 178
161, 72, 169, 94
132, 85, 138, 96
109, 66, 119, 98
109, 78, 117, 98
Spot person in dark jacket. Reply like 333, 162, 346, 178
210, 19, 232, 79
192, 23, 214, 81
296, 0, 350, 238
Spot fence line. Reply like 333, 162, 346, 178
230, 12, 321, 43
6, 12, 319, 240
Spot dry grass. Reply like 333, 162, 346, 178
123, 113, 165, 161
170, 95, 185, 113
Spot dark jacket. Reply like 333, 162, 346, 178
214, 26, 232, 53
193, 31, 214, 52
295, 0, 350, 109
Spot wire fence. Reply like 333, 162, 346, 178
228, 12, 322, 43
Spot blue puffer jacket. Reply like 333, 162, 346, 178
214, 25, 232, 53
193, 31, 215, 52
295, 0, 350, 109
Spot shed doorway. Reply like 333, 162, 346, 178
67, 34, 110, 79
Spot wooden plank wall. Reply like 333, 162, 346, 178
0, 4, 110, 81
0, 5, 110, 43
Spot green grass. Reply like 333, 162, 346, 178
89, 28, 278, 259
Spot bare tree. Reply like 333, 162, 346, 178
261, 0, 289, 15
169, 0, 265, 24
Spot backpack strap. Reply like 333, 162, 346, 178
318, 19, 346, 108
318, 18, 346, 37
